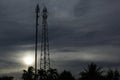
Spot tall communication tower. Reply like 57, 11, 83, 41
40, 6, 50, 71
34, 0, 51, 79
35, 3, 40, 80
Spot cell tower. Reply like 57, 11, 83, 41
40, 6, 50, 71
35, 3, 40, 80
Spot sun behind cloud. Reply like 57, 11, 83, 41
23, 56, 34, 65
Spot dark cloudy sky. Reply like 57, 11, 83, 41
0, 0, 120, 78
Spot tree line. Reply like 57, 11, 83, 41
22, 63, 120, 80
0, 76, 14, 80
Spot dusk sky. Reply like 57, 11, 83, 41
0, 0, 120, 78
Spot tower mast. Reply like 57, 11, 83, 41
35, 4, 40, 80
40, 6, 50, 71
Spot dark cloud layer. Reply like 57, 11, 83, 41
0, 0, 120, 78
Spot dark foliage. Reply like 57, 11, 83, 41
37, 68, 59, 80
114, 69, 120, 80
22, 66, 35, 80
79, 63, 104, 80
38, 69, 47, 80
105, 69, 120, 80
59, 70, 75, 80
0, 77, 14, 80
22, 63, 120, 80
47, 68, 59, 80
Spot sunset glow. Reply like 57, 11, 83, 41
23, 56, 34, 65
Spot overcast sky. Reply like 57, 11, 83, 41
0, 0, 120, 78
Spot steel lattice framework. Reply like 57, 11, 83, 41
40, 7, 50, 71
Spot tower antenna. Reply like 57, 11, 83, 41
35, 2, 40, 80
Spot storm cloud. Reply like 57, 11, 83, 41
0, 0, 120, 78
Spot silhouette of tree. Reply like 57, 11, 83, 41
21, 63, 120, 80
59, 70, 75, 80
22, 66, 35, 80
47, 68, 59, 80
22, 70, 28, 80
27, 66, 34, 80
106, 69, 120, 80
106, 69, 114, 80
38, 68, 59, 80
114, 69, 120, 80
0, 76, 14, 80
38, 69, 47, 80
79, 63, 104, 80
